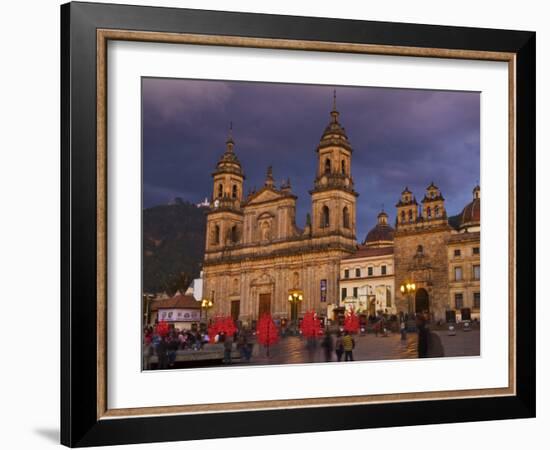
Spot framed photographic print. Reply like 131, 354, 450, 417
61, 1, 536, 447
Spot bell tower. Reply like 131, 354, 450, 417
205, 125, 245, 251
395, 187, 418, 231
310, 91, 358, 239
420, 182, 447, 226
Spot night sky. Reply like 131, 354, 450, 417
142, 78, 480, 240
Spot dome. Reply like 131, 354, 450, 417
363, 211, 395, 246
459, 198, 480, 226
458, 185, 480, 229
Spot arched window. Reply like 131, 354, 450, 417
417, 244, 424, 255
427, 206, 432, 218
214, 225, 220, 244
217, 183, 223, 198
232, 184, 238, 199
401, 211, 405, 223
341, 160, 346, 175
321, 205, 330, 228
343, 206, 350, 228
408, 209, 413, 222
231, 225, 238, 243
435, 205, 440, 217
324, 158, 331, 174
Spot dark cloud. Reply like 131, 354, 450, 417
143, 78, 480, 239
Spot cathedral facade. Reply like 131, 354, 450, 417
200, 99, 481, 325
202, 99, 357, 324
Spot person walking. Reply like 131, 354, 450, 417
223, 336, 233, 364
335, 332, 344, 362
342, 331, 355, 361
321, 331, 333, 362
417, 314, 429, 358
400, 320, 407, 341
237, 332, 251, 363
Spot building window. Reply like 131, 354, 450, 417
473, 264, 480, 280
400, 211, 405, 223
454, 249, 461, 257
344, 269, 349, 279
427, 206, 432, 218
386, 286, 392, 307
417, 245, 424, 255
341, 160, 346, 175
455, 293, 464, 309
343, 207, 350, 229
341, 288, 347, 301
353, 287, 358, 298
232, 184, 238, 199
213, 225, 220, 244
408, 209, 413, 222
473, 247, 480, 255
324, 158, 331, 174
217, 183, 223, 198
381, 265, 387, 275
355, 268, 361, 277
321, 205, 330, 228
231, 225, 238, 243
435, 205, 440, 217
454, 266, 463, 281
473, 292, 480, 309
368, 267, 373, 276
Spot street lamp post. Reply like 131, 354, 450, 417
143, 293, 155, 328
399, 281, 416, 316
288, 291, 304, 334
201, 298, 213, 325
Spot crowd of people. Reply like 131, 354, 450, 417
143, 312, 448, 369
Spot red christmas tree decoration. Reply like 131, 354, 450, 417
300, 310, 322, 338
155, 321, 169, 337
208, 316, 237, 342
344, 309, 360, 334
256, 313, 279, 356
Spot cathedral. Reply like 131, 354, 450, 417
201, 97, 481, 325
202, 96, 357, 325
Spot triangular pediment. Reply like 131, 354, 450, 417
246, 188, 284, 204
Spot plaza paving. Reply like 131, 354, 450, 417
246, 329, 479, 366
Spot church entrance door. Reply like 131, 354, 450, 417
415, 288, 429, 314
231, 300, 240, 322
258, 293, 271, 318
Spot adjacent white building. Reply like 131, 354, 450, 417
339, 211, 396, 316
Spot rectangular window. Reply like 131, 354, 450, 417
344, 269, 349, 279
454, 249, 461, 257
368, 267, 373, 276
355, 268, 361, 277
473, 247, 480, 255
386, 286, 392, 307
381, 265, 387, 275
341, 288, 347, 301
454, 266, 463, 281
353, 287, 358, 298
455, 293, 464, 309
473, 292, 480, 309
473, 264, 480, 280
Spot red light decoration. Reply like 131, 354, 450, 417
344, 309, 360, 334
300, 310, 322, 338
208, 316, 237, 342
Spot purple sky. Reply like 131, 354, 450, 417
142, 78, 480, 240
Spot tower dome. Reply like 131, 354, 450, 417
317, 90, 352, 152
364, 210, 395, 247
213, 126, 244, 178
